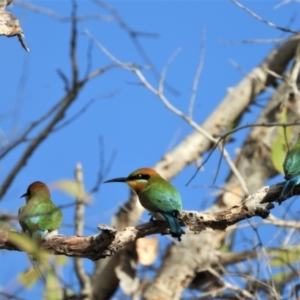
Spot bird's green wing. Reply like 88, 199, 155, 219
35, 202, 63, 231
141, 183, 182, 213
284, 147, 300, 178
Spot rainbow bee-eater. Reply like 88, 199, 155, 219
104, 168, 185, 241
18, 181, 63, 242
279, 135, 300, 204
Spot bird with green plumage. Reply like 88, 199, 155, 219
279, 134, 300, 204
18, 181, 63, 242
104, 168, 185, 241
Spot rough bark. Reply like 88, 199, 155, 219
0, 180, 288, 260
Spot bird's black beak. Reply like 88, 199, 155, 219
20, 192, 28, 198
104, 177, 128, 183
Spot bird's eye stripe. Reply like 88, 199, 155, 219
128, 174, 150, 181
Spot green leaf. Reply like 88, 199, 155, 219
43, 255, 68, 299
44, 270, 63, 300
271, 108, 291, 174
271, 136, 287, 174
0, 221, 11, 230
55, 255, 68, 266
8, 232, 49, 262
218, 244, 230, 253
269, 245, 300, 267
8, 232, 38, 254
272, 270, 293, 283
18, 267, 40, 289
53, 180, 91, 202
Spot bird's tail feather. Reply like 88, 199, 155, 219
279, 175, 300, 203
161, 211, 185, 241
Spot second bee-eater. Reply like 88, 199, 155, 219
279, 135, 300, 203
18, 181, 63, 242
104, 168, 185, 241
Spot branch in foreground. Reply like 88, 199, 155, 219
0, 182, 285, 260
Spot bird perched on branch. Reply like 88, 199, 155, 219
18, 181, 63, 242
279, 135, 300, 204
104, 168, 185, 241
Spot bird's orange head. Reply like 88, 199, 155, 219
21, 181, 50, 202
104, 168, 159, 194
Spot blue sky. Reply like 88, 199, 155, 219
1, 0, 299, 298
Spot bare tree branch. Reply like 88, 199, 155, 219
188, 25, 206, 119
73, 163, 92, 299
89, 137, 117, 194
53, 91, 119, 133
14, 0, 112, 22
232, 0, 298, 34
0, 180, 291, 261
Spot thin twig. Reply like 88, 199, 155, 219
0, 291, 26, 300
219, 38, 285, 45
0, 98, 65, 160
159, 47, 182, 94
232, 0, 298, 34
74, 163, 92, 299
53, 90, 119, 132
14, 0, 112, 22
71, 1, 78, 87
213, 121, 300, 141
274, 0, 292, 10
248, 221, 281, 300
89, 137, 117, 194
189, 25, 206, 118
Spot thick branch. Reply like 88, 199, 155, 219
0, 182, 287, 260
